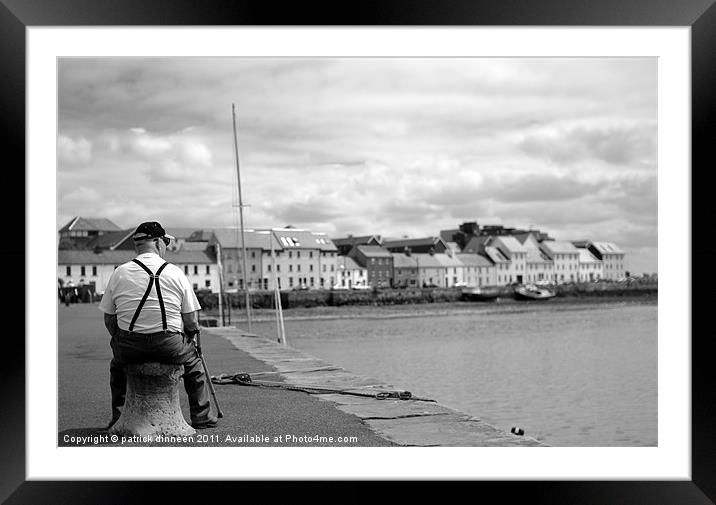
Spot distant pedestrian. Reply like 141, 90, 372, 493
98, 221, 218, 430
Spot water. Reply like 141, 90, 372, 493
251, 300, 657, 446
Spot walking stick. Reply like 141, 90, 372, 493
193, 331, 224, 418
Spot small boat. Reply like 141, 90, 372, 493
462, 286, 500, 301
513, 284, 556, 301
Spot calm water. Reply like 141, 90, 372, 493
252, 300, 657, 446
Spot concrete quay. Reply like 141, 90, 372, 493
58, 303, 544, 447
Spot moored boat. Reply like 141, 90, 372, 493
513, 284, 556, 301
462, 286, 501, 301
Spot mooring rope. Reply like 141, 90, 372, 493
211, 371, 436, 402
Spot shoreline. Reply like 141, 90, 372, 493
203, 295, 657, 324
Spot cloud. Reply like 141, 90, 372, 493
269, 200, 343, 224
58, 135, 92, 165
99, 128, 216, 182
478, 173, 606, 203
520, 124, 656, 166
63, 185, 101, 203
56, 57, 658, 272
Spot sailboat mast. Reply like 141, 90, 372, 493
232, 103, 252, 333
269, 233, 287, 345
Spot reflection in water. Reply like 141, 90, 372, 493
253, 301, 657, 446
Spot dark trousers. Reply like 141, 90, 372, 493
109, 329, 213, 424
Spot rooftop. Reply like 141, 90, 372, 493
540, 240, 579, 254
590, 241, 624, 254
492, 235, 528, 253
58, 249, 216, 265
337, 256, 364, 270
578, 248, 601, 263
456, 253, 494, 267
59, 217, 122, 233
484, 246, 510, 263
391, 253, 418, 268
382, 237, 446, 249
354, 245, 392, 258
209, 228, 337, 252
433, 253, 464, 267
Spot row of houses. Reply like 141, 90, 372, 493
57, 217, 626, 295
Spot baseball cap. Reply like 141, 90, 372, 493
132, 221, 175, 243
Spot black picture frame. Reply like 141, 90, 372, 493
4, 0, 712, 503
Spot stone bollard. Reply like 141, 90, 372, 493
110, 362, 196, 438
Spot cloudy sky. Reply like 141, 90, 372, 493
58, 57, 657, 274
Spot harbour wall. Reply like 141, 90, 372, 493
198, 281, 657, 310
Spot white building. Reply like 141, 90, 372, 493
484, 246, 512, 286
434, 252, 465, 287
456, 253, 495, 287
208, 227, 339, 291
336, 255, 368, 289
412, 253, 444, 288
489, 236, 527, 284
58, 247, 221, 295
539, 241, 580, 284
587, 242, 626, 280
521, 234, 555, 283
577, 248, 604, 282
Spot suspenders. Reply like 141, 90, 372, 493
128, 259, 169, 332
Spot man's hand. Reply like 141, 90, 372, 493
185, 328, 201, 343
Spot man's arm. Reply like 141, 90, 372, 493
104, 313, 119, 338
181, 310, 201, 339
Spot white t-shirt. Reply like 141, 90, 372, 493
99, 253, 201, 333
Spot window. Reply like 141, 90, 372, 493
289, 251, 293, 258
184, 265, 189, 274
297, 265, 301, 272
330, 265, 334, 272
205, 280, 211, 288
193, 283, 198, 290
289, 277, 294, 287
194, 265, 198, 275
80, 266, 86, 276
310, 277, 314, 286
289, 265, 293, 272
206, 265, 210, 275
251, 251, 255, 258
277, 265, 280, 272
66, 266, 71, 276
309, 251, 313, 258
92, 266, 97, 276
252, 265, 256, 272
228, 264, 233, 273
297, 251, 301, 259
309, 264, 314, 272
268, 264, 271, 272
